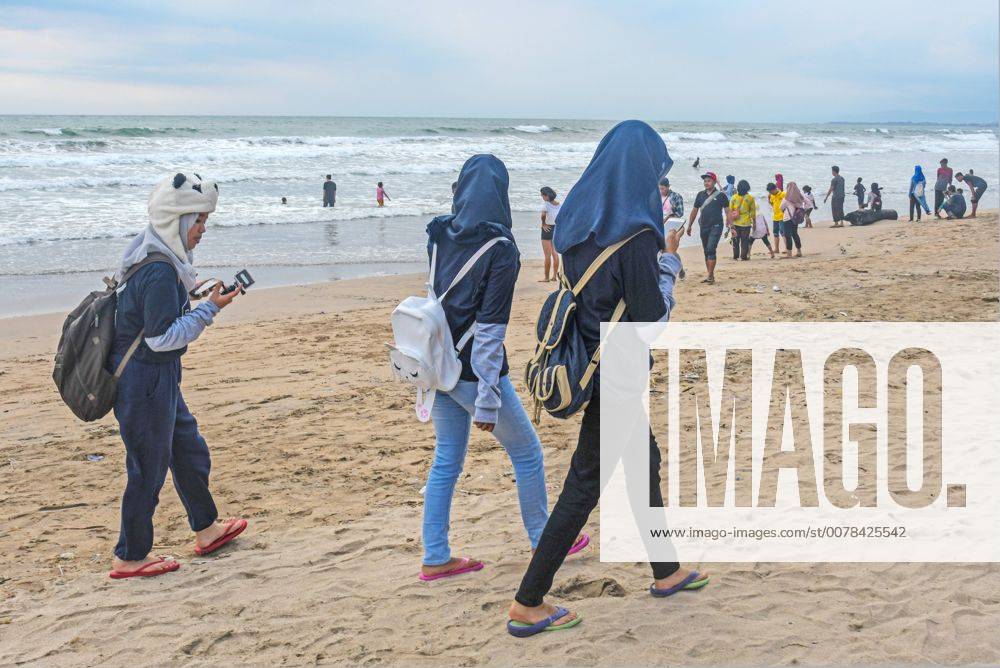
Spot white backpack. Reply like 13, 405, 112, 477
388, 237, 507, 422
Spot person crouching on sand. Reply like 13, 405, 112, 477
419, 155, 589, 582
106, 173, 247, 579
507, 121, 708, 638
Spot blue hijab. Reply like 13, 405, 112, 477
554, 120, 672, 253
912, 165, 926, 185
427, 154, 514, 247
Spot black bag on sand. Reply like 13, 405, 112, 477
524, 230, 645, 423
52, 253, 173, 421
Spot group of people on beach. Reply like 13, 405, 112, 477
96, 119, 989, 640
282, 175, 392, 208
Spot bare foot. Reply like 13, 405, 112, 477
653, 567, 709, 590
112, 555, 177, 575
421, 556, 482, 577
509, 600, 578, 628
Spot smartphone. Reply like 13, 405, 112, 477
190, 278, 221, 298
664, 217, 686, 233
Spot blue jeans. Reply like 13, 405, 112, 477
422, 375, 548, 566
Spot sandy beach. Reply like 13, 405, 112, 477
1, 212, 999, 666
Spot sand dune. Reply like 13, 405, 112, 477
1, 213, 999, 665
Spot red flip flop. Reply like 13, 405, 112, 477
108, 557, 180, 579
194, 518, 248, 556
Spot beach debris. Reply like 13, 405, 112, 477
86, 454, 104, 462
755, 284, 765, 293
848, 267, 868, 273
683, 372, 700, 381
772, 285, 781, 292
58, 552, 75, 560
838, 311, 849, 317
419, 484, 427, 495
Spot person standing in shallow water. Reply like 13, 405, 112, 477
539, 186, 561, 282
323, 174, 336, 207
376, 181, 390, 207
106, 173, 247, 579
506, 121, 708, 638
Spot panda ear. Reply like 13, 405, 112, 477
172, 173, 187, 188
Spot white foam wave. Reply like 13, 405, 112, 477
512, 125, 553, 133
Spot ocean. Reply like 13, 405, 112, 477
0, 115, 997, 316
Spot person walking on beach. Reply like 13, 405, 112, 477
802, 185, 817, 227
908, 166, 931, 221
686, 170, 731, 285
729, 179, 756, 261
767, 181, 786, 253
418, 155, 587, 583
824, 165, 846, 227
323, 174, 337, 207
659, 178, 686, 280
539, 186, 561, 282
934, 158, 953, 214
780, 181, 805, 258
507, 121, 707, 638
853, 177, 866, 209
956, 172, 988, 218
376, 181, 390, 207
105, 173, 247, 579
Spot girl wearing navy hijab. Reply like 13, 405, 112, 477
418, 155, 588, 582
507, 121, 708, 637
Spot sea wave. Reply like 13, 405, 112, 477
664, 131, 727, 142
512, 124, 553, 133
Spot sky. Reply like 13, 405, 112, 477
1, 0, 998, 123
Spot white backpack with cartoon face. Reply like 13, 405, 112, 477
388, 237, 507, 422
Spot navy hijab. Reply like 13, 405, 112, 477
554, 120, 672, 254
427, 154, 515, 247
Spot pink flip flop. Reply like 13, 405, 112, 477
567, 533, 591, 556
418, 557, 484, 582
108, 556, 180, 579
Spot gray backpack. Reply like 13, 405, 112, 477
52, 253, 173, 421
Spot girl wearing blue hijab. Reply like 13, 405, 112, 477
909, 165, 931, 221
419, 155, 588, 582
508, 121, 707, 637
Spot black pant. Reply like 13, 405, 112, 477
750, 235, 773, 252
934, 188, 945, 213
783, 221, 801, 250
514, 396, 677, 607
732, 225, 751, 260
909, 195, 921, 220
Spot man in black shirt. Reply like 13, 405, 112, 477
686, 171, 730, 285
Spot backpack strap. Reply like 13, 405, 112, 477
436, 236, 508, 302
578, 298, 627, 390
115, 252, 176, 289
111, 252, 175, 379
571, 229, 649, 296
113, 329, 145, 380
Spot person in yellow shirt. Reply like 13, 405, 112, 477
729, 179, 757, 261
767, 183, 786, 253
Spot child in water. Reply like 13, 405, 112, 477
377, 182, 391, 207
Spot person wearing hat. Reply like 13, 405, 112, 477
686, 171, 731, 285
106, 173, 247, 579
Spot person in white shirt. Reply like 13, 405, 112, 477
539, 186, 561, 282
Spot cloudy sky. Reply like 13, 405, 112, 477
1, 0, 997, 122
